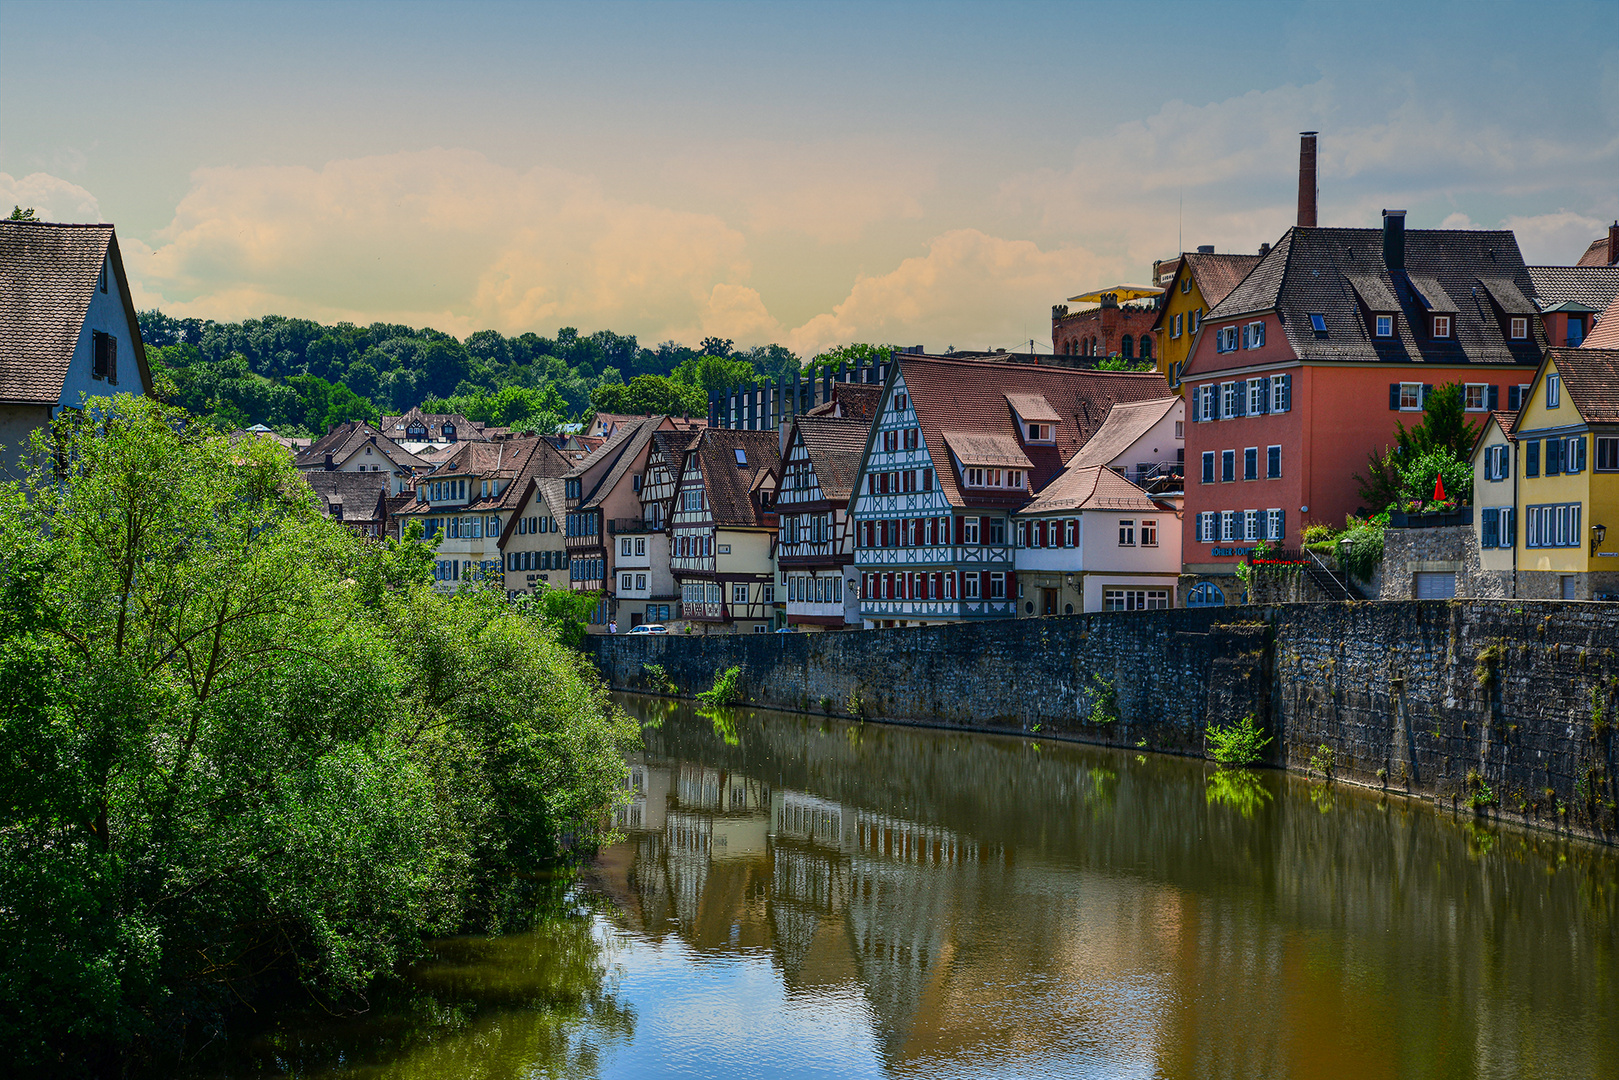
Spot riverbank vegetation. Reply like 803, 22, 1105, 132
0, 397, 638, 1075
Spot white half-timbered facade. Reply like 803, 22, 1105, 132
671, 428, 781, 633
849, 355, 1169, 628
776, 415, 867, 628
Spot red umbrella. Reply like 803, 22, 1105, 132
1433, 473, 1446, 502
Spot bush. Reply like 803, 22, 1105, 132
697, 666, 744, 706
1205, 714, 1272, 765
0, 397, 638, 1072
1336, 515, 1386, 582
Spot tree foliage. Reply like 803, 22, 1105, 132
0, 396, 637, 1072
1356, 383, 1480, 511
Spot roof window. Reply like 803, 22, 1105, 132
734, 448, 748, 466
1309, 314, 1328, 333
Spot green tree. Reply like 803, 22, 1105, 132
0, 396, 636, 1071
9, 205, 37, 220
591, 374, 706, 418
1356, 383, 1480, 511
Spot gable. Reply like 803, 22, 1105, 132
1514, 357, 1574, 433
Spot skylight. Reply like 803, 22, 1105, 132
1309, 314, 1328, 333
734, 448, 748, 466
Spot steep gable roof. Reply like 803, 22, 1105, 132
1018, 464, 1161, 515
694, 428, 780, 528
1548, 347, 1619, 425
305, 470, 391, 521
791, 415, 869, 503
0, 221, 152, 404
1577, 234, 1617, 268
1470, 410, 1518, 458
892, 355, 1167, 508
296, 420, 427, 471
806, 381, 883, 421
1201, 225, 1545, 368
381, 408, 485, 441
497, 473, 571, 546
581, 417, 664, 510
1185, 251, 1264, 309
411, 436, 562, 512
1068, 397, 1180, 469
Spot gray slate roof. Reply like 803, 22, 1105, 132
1526, 266, 1619, 316
1068, 397, 1179, 469
793, 415, 869, 503
1202, 226, 1546, 368
0, 221, 150, 404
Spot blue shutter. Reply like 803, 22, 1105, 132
1252, 380, 1268, 415
1482, 508, 1499, 548
1233, 385, 1245, 417
1488, 385, 1500, 411
1390, 384, 1400, 410
1277, 509, 1286, 544
1281, 373, 1291, 412
1508, 385, 1521, 410
1576, 436, 1587, 473
1547, 439, 1562, 476
1188, 386, 1199, 422
1526, 440, 1540, 477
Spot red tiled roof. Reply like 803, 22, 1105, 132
1019, 464, 1160, 515
1577, 235, 1617, 268
0, 221, 151, 404
1585, 294, 1619, 350
1185, 251, 1264, 309
793, 415, 871, 503
1550, 347, 1619, 425
894, 355, 1167, 508
696, 428, 780, 528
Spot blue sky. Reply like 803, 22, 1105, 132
3, 0, 1615, 353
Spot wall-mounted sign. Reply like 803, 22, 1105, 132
1210, 547, 1257, 558
718, 544, 731, 554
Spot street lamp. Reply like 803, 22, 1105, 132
1594, 523, 1608, 554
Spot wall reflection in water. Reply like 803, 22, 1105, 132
594, 695, 1619, 1080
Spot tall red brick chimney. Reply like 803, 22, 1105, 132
1297, 132, 1318, 228
1609, 220, 1618, 265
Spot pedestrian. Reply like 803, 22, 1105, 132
609, 619, 618, 634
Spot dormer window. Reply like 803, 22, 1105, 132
443, 424, 456, 441
963, 467, 1023, 489
1433, 315, 1451, 338
1375, 315, 1394, 337
1510, 316, 1528, 340
1023, 422, 1054, 443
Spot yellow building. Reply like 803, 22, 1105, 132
1151, 248, 1263, 390
1510, 347, 1619, 599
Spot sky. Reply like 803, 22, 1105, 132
2, 0, 1616, 356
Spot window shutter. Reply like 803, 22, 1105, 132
1504, 507, 1516, 546
1482, 508, 1499, 548
1422, 384, 1433, 406
1189, 387, 1199, 422
1280, 374, 1291, 412
1488, 385, 1499, 411
107, 336, 118, 384
1233, 387, 1245, 417
1252, 381, 1267, 415
1576, 436, 1588, 473
1390, 384, 1400, 410
1277, 509, 1285, 543
1526, 440, 1540, 477
1508, 386, 1520, 410
1547, 438, 1562, 476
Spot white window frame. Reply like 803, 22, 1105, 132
1248, 379, 1266, 414
1220, 510, 1235, 542
1463, 383, 1488, 412
1118, 519, 1136, 547
1399, 383, 1423, 411
1510, 316, 1528, 340
1243, 509, 1259, 542
1245, 321, 1266, 349
1433, 314, 1452, 338
1140, 519, 1158, 548
1266, 508, 1283, 541
1375, 314, 1394, 337
1547, 373, 1560, 408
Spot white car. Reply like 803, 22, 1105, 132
628, 624, 668, 635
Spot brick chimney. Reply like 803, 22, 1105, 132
1383, 210, 1407, 271
1297, 132, 1319, 227
1610, 220, 1618, 265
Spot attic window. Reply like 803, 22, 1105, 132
1510, 317, 1528, 340
1375, 316, 1394, 337
1309, 314, 1328, 334
734, 449, 748, 466
1180, 276, 1191, 294
98, 261, 108, 293
1433, 315, 1452, 339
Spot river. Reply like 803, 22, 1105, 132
231, 694, 1619, 1079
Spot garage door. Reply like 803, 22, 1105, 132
1414, 572, 1456, 599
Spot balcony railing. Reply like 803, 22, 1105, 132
609, 517, 652, 535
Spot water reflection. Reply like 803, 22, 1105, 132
595, 695, 1619, 1080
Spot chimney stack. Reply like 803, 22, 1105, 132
1382, 210, 1407, 271
1297, 132, 1319, 227
1609, 220, 1618, 266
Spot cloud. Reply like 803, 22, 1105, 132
784, 229, 1109, 357
122, 148, 752, 338
0, 171, 103, 223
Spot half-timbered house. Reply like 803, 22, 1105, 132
496, 475, 568, 596
671, 428, 781, 633
776, 414, 868, 628
850, 355, 1166, 628
564, 416, 672, 629
631, 429, 703, 627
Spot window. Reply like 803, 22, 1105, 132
621, 538, 632, 556
1266, 508, 1285, 541
963, 518, 980, 544
963, 573, 980, 599
1375, 315, 1394, 337
1270, 374, 1290, 413
1399, 383, 1423, 410
1216, 326, 1239, 352
1191, 309, 1202, 333
1597, 437, 1619, 472
989, 518, 1006, 544
1222, 382, 1239, 419
1510, 317, 1528, 339
1140, 519, 1158, 547
1103, 589, 1171, 611
1220, 510, 1235, 542
1526, 503, 1582, 548
1309, 314, 1328, 333
635, 538, 646, 555
990, 573, 1006, 599
1066, 519, 1078, 546
1244, 447, 1258, 481
1198, 512, 1216, 543
1484, 444, 1510, 481
1181, 276, 1191, 294
1433, 315, 1451, 338
734, 449, 748, 465
1175, 419, 1184, 438
763, 582, 774, 603
1547, 373, 1560, 408
1025, 422, 1053, 442
1244, 509, 1260, 541
91, 331, 118, 382
1221, 449, 1235, 483
1245, 321, 1266, 349
1171, 313, 1183, 339
1464, 384, 1488, 411
1245, 379, 1264, 415
1267, 445, 1282, 479
621, 574, 634, 592
1118, 519, 1136, 546
733, 583, 749, 603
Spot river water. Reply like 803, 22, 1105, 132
239, 695, 1619, 1079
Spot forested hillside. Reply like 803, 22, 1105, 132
139, 311, 820, 435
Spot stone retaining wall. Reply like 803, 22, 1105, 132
592, 601, 1619, 843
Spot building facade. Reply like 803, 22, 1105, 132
1051, 286, 1162, 362
1181, 213, 1546, 585
670, 429, 781, 633
776, 414, 868, 629
497, 475, 567, 596
1152, 249, 1263, 390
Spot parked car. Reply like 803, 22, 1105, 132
773, 625, 799, 633
628, 624, 668, 635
